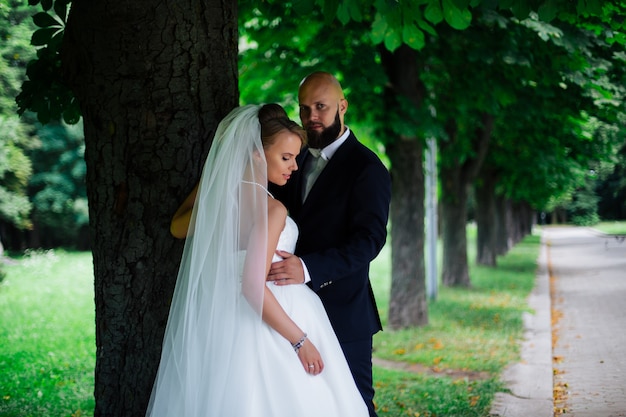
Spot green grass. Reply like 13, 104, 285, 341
374, 367, 503, 417
0, 250, 95, 417
593, 220, 626, 235
0, 229, 542, 417
370, 229, 540, 416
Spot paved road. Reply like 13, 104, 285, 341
491, 226, 626, 417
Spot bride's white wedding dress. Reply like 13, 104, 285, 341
233, 216, 368, 417
250, 216, 369, 416
147, 215, 369, 417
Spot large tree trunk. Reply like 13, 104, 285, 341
61, 1, 238, 415
380, 44, 428, 328
440, 113, 493, 287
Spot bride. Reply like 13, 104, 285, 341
146, 104, 368, 417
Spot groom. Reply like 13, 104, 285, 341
268, 71, 391, 417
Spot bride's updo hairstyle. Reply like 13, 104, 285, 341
258, 103, 307, 149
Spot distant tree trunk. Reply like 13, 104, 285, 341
511, 202, 521, 244
523, 202, 536, 237
512, 201, 534, 243
440, 167, 471, 286
475, 167, 498, 266
27, 224, 41, 248
380, 44, 428, 328
552, 207, 567, 224
440, 113, 493, 287
62, 1, 238, 415
495, 195, 512, 256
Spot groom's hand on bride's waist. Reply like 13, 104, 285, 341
268, 251, 305, 285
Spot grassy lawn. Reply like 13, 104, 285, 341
0, 226, 546, 417
370, 226, 539, 416
0, 250, 95, 417
593, 220, 626, 235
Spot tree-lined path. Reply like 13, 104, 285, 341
492, 226, 626, 417
549, 227, 626, 416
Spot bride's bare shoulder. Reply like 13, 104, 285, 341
268, 196, 287, 217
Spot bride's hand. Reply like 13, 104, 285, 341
297, 339, 324, 375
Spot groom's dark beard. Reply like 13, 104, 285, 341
306, 110, 342, 150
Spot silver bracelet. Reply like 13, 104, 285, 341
292, 333, 307, 354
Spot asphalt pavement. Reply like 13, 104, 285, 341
490, 226, 626, 417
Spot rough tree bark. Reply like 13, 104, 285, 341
380, 44, 428, 328
61, 1, 238, 415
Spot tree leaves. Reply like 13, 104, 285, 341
403, 23, 426, 50
32, 11, 58, 28
308, 0, 625, 53
31, 27, 57, 46
313, 0, 477, 51
425, 2, 444, 25
442, 0, 472, 30
370, 3, 433, 51
0, 116, 33, 229
30, 10, 64, 47
538, 0, 559, 22
17, 0, 79, 125
292, 0, 315, 16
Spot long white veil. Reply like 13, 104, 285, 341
146, 105, 269, 416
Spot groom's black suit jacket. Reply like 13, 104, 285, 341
272, 132, 391, 343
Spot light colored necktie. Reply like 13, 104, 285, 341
303, 149, 327, 201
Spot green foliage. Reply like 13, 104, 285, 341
0, 2, 35, 231
27, 118, 88, 245
569, 208, 600, 226
0, 116, 33, 229
543, 128, 624, 224
14, 0, 626, 127
14, 0, 79, 124
279, 0, 621, 55
1, 0, 90, 245
481, 11, 626, 211
566, 175, 601, 225
0, 2, 35, 114
240, 0, 625, 219
1, 1, 90, 245
597, 139, 626, 220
